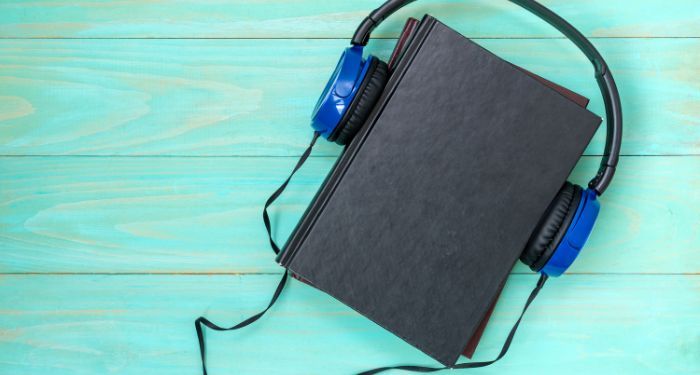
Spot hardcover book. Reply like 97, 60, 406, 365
279, 15, 601, 365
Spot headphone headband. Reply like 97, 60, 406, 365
351, 0, 622, 195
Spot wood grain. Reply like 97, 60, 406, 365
1, 0, 699, 38
1, 156, 698, 274
1, 1, 698, 373
0, 274, 697, 374
1, 38, 699, 157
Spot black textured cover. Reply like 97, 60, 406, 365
278, 16, 601, 366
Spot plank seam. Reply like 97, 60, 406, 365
1, 272, 696, 276
0, 155, 698, 158
1, 37, 699, 40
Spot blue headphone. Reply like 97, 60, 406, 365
195, 2, 625, 373
311, 0, 623, 277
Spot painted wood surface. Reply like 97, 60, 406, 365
1, 0, 699, 38
1, 1, 699, 374
1, 156, 699, 274
0, 274, 698, 375
1, 38, 699, 156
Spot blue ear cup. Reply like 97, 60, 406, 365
312, 46, 385, 144
540, 188, 600, 276
332, 58, 388, 145
520, 182, 601, 277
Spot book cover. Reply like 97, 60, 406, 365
280, 16, 601, 365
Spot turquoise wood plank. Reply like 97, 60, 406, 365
1, 0, 699, 38
1, 38, 699, 156
0, 2, 696, 375
0, 274, 697, 374
1, 156, 698, 274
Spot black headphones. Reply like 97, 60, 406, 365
311, 0, 623, 277
195, 2, 624, 373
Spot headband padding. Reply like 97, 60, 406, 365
333, 57, 388, 145
520, 182, 582, 271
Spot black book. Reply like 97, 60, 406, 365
278, 15, 601, 366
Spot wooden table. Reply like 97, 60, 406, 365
1, 1, 698, 374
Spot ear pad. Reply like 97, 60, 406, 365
520, 182, 583, 272
330, 57, 388, 145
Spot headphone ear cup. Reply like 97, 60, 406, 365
332, 57, 388, 145
520, 182, 583, 272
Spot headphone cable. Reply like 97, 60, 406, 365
194, 130, 548, 375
